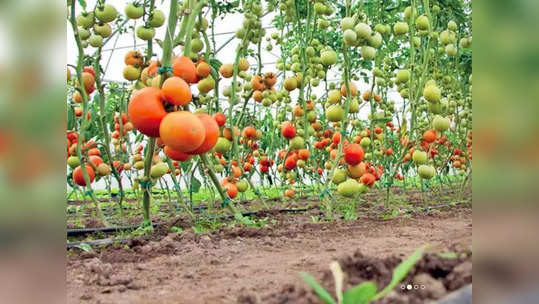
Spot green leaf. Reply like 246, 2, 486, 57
438, 252, 458, 259
343, 281, 378, 304
373, 246, 425, 300
74, 243, 92, 252
300, 272, 335, 304
78, 0, 87, 9
190, 176, 202, 193
209, 58, 223, 72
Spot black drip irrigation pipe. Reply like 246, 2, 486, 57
67, 223, 160, 237
67, 208, 309, 238
66, 200, 471, 249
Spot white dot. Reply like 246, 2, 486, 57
400, 285, 406, 289
414, 285, 419, 289
421, 285, 426, 289
407, 284, 412, 290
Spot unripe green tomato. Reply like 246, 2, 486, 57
423, 84, 441, 103
191, 38, 204, 53
328, 89, 342, 104
93, 23, 112, 38
412, 151, 427, 164
290, 136, 305, 150
236, 180, 249, 192
314, 2, 326, 14
440, 30, 455, 45
78, 27, 90, 40
373, 68, 383, 77
433, 115, 450, 132
400, 88, 409, 98
77, 12, 95, 29
95, 4, 117, 23
415, 15, 429, 30
326, 105, 345, 122
89, 34, 103, 47
123, 65, 141, 81
396, 69, 410, 83
404, 6, 417, 20
418, 165, 436, 179
361, 46, 376, 60
445, 44, 458, 56
355, 23, 372, 40
343, 29, 358, 46
412, 36, 421, 47
337, 179, 360, 197
306, 46, 315, 57
349, 99, 359, 113
369, 33, 383, 48
262, 98, 272, 106
360, 137, 371, 148
428, 102, 443, 114
341, 17, 355, 31
374, 24, 386, 34
149, 10, 165, 27
448, 20, 458, 31
67, 156, 80, 168
394, 22, 409, 35
150, 162, 168, 178
332, 169, 347, 185
318, 19, 329, 28
214, 137, 231, 154
136, 26, 155, 41
321, 50, 337, 66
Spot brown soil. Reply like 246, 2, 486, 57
66, 205, 471, 304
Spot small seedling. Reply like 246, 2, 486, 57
301, 246, 426, 304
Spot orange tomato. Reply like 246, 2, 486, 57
173, 56, 198, 83
159, 111, 206, 153
161, 76, 192, 106
188, 114, 219, 155
128, 87, 166, 137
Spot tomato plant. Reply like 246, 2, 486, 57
67, 0, 472, 226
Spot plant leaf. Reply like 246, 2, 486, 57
300, 272, 336, 304
78, 0, 87, 9
74, 243, 92, 252
373, 246, 426, 300
209, 58, 223, 72
190, 176, 201, 193
438, 252, 458, 259
329, 261, 344, 303
343, 281, 377, 304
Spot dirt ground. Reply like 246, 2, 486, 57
66, 204, 472, 304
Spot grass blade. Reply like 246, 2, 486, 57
373, 245, 426, 300
300, 272, 336, 304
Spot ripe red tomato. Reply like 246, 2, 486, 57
281, 122, 296, 139
343, 144, 364, 165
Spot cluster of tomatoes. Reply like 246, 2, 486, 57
66, 132, 119, 186
127, 56, 219, 159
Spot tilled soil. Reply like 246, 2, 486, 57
66, 204, 471, 304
